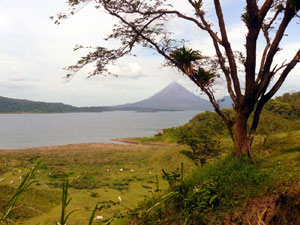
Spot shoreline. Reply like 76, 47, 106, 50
112, 138, 175, 146
0, 140, 135, 152
0, 138, 173, 152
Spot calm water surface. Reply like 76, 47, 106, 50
0, 111, 200, 149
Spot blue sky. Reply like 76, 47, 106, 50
0, 0, 299, 106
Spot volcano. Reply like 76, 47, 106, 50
110, 81, 214, 111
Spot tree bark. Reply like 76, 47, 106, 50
234, 112, 251, 157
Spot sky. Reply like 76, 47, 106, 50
0, 0, 299, 107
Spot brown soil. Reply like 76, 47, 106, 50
230, 184, 300, 225
113, 138, 175, 146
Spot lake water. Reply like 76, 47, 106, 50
0, 111, 200, 149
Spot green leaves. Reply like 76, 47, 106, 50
59, 180, 78, 225
170, 46, 202, 76
170, 46, 202, 64
190, 180, 219, 212
88, 202, 100, 225
162, 169, 181, 189
194, 67, 218, 87
177, 121, 221, 167
169, 46, 218, 87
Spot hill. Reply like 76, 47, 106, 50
0, 82, 233, 113
265, 91, 300, 119
109, 81, 213, 111
0, 96, 103, 113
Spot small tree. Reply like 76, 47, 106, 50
177, 128, 219, 167
186, 111, 230, 148
256, 111, 289, 150
56, 0, 300, 158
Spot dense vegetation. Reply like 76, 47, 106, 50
0, 96, 105, 113
265, 92, 300, 120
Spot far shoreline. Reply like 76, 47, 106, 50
0, 139, 135, 151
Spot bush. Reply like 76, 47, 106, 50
186, 156, 275, 211
132, 156, 276, 224
69, 178, 99, 190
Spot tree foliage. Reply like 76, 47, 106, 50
175, 112, 226, 166
56, 0, 300, 157
177, 128, 220, 167
255, 111, 290, 149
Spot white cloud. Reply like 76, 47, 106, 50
0, 0, 299, 107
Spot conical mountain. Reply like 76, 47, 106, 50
111, 81, 213, 111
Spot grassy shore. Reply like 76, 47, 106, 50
0, 142, 195, 224
2, 131, 300, 224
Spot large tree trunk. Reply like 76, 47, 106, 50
234, 112, 251, 157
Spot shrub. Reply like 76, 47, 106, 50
177, 127, 220, 167
131, 156, 276, 224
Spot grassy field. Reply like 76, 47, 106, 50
1, 131, 300, 224
0, 142, 195, 224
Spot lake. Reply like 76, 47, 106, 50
0, 111, 200, 149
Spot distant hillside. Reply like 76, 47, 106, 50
109, 81, 214, 111
265, 91, 300, 119
0, 96, 103, 113
0, 82, 233, 113
218, 96, 233, 109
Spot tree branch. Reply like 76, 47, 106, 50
265, 48, 300, 99
190, 76, 235, 143
188, 0, 236, 104
258, 4, 296, 97
214, 0, 242, 102
257, 6, 283, 82
103, 3, 177, 65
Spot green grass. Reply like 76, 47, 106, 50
1, 128, 300, 224
186, 156, 275, 210
128, 131, 300, 224
0, 143, 195, 224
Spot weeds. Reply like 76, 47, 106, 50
58, 180, 78, 225
0, 162, 41, 224
130, 157, 277, 224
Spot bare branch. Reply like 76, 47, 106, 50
258, 0, 274, 21
188, 0, 223, 44
258, 3, 296, 95
265, 48, 300, 99
103, 3, 177, 65
188, 0, 236, 103
190, 76, 235, 142
257, 5, 283, 82
214, 0, 242, 102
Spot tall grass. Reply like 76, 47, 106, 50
0, 162, 41, 224
58, 180, 78, 225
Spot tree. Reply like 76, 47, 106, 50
55, 0, 300, 158
177, 127, 220, 167
255, 111, 289, 150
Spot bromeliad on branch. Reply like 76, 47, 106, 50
55, 0, 300, 158
169, 46, 202, 76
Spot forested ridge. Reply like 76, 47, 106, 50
0, 96, 104, 113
